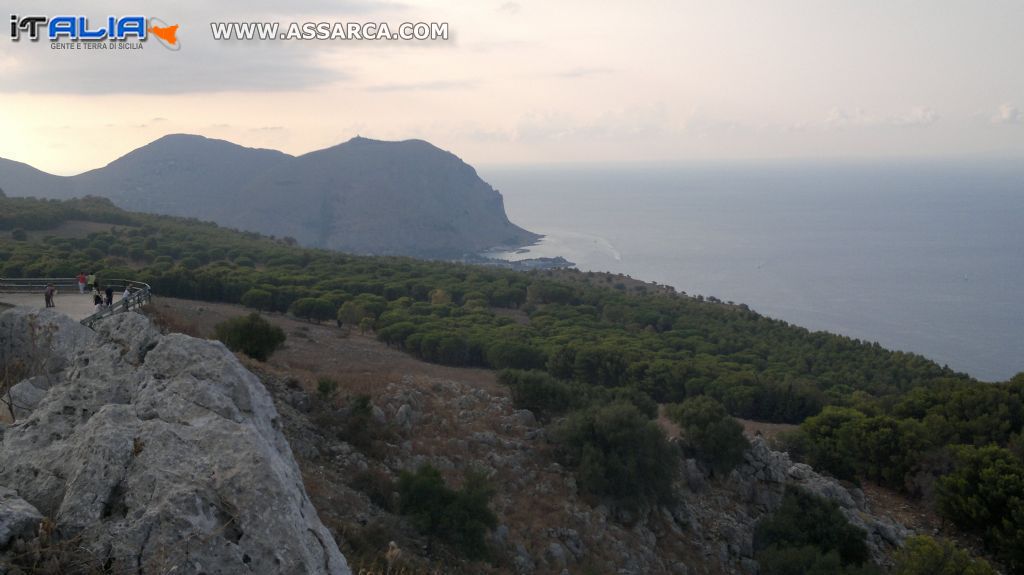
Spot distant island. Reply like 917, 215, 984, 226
0, 134, 539, 259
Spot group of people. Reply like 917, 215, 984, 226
76, 272, 131, 311
76, 272, 97, 294
40, 273, 132, 312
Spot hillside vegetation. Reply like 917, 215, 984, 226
1, 195, 1021, 570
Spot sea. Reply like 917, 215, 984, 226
480, 160, 1024, 382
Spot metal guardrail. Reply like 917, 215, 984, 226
0, 277, 80, 293
0, 277, 152, 328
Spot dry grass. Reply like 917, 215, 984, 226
143, 300, 202, 338
147, 297, 500, 400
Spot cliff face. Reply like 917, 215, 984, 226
0, 308, 350, 574
235, 137, 539, 257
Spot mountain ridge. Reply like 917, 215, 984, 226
0, 134, 538, 257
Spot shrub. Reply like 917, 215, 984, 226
892, 536, 995, 575
240, 288, 273, 311
666, 396, 749, 475
316, 377, 338, 400
936, 445, 1024, 569
499, 369, 573, 420
214, 313, 286, 361
754, 487, 872, 573
350, 468, 397, 512
554, 401, 676, 512
397, 465, 496, 559
11, 228, 27, 241
342, 394, 374, 449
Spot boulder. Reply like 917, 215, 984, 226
0, 308, 350, 574
0, 485, 42, 548
6, 375, 52, 420
0, 307, 96, 375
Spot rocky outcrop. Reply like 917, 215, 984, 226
741, 433, 909, 560
678, 436, 911, 571
0, 308, 350, 574
258, 355, 913, 575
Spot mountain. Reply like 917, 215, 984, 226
74, 134, 293, 220
0, 158, 70, 199
0, 134, 539, 257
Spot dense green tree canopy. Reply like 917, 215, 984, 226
666, 396, 749, 475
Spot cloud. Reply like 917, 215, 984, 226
465, 39, 533, 53
0, 43, 349, 94
497, 2, 522, 15
365, 80, 477, 92
513, 103, 679, 142
0, 0, 403, 94
824, 107, 872, 128
891, 106, 939, 127
555, 67, 614, 79
822, 106, 938, 129
226, 0, 408, 14
991, 103, 1021, 125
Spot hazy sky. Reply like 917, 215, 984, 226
1, 0, 1022, 175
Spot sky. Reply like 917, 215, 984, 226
1, 0, 1023, 175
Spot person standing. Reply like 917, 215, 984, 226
87, 272, 97, 291
104, 286, 114, 307
77, 272, 87, 294
44, 283, 56, 308
92, 287, 104, 311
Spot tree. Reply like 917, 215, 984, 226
429, 288, 452, 305
337, 294, 387, 325
214, 313, 286, 361
892, 536, 996, 575
798, 407, 866, 481
936, 445, 1024, 569
240, 288, 273, 311
754, 487, 872, 573
397, 465, 496, 559
667, 396, 749, 475
10, 228, 26, 241
499, 369, 573, 420
555, 401, 676, 512
290, 297, 336, 323
486, 341, 546, 370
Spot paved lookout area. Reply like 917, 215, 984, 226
0, 291, 111, 322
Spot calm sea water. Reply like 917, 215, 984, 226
480, 160, 1024, 382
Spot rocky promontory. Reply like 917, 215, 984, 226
0, 308, 350, 573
